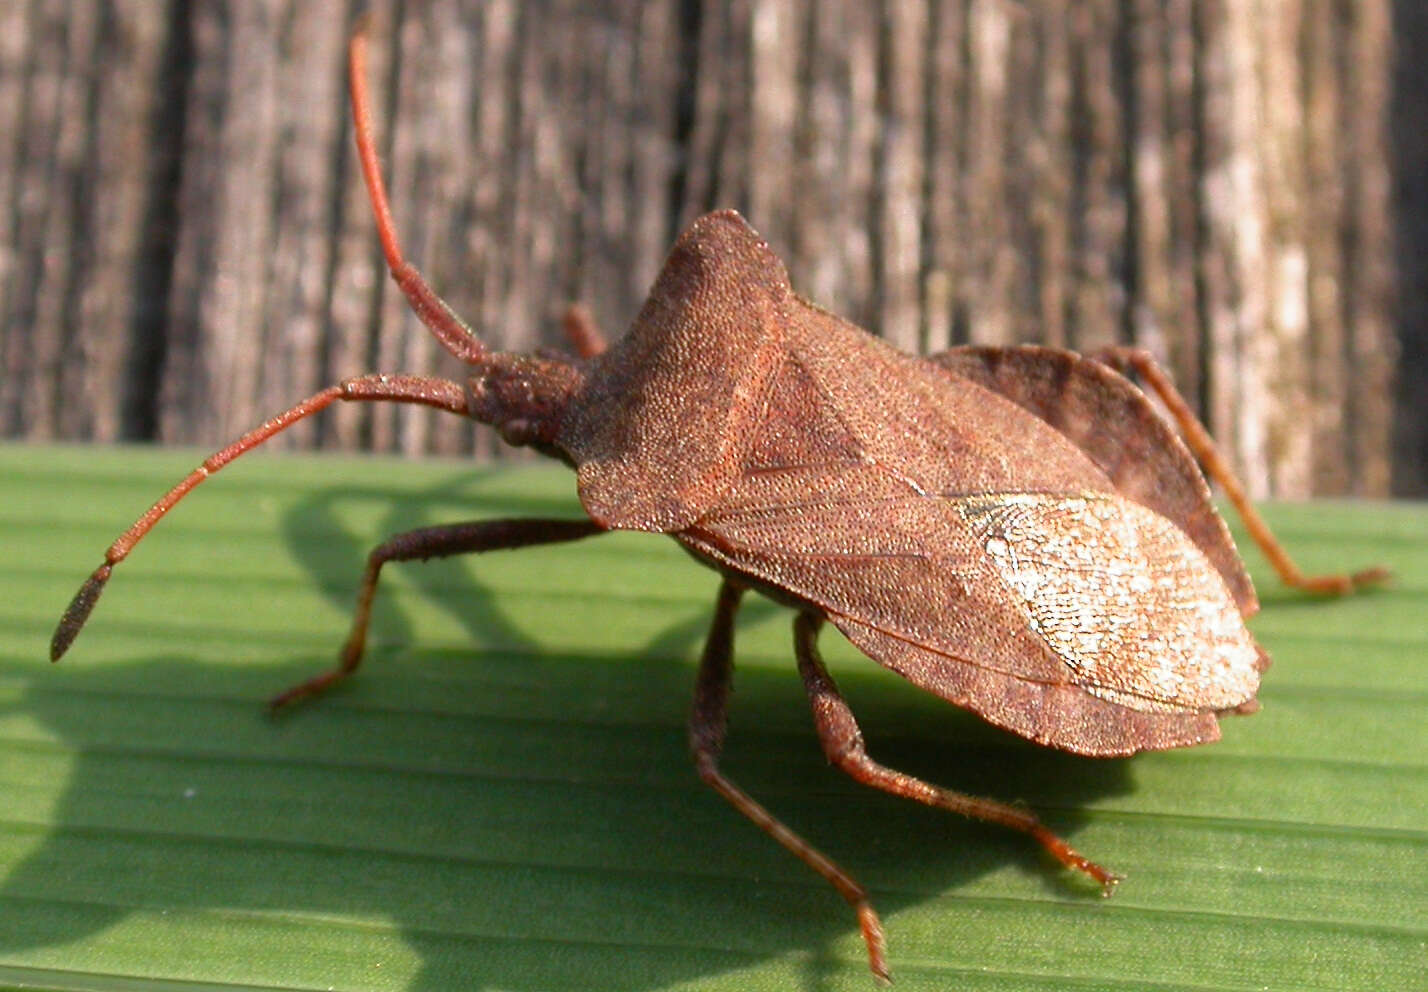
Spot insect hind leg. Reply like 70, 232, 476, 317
1092, 346, 1389, 595
792, 613, 1121, 894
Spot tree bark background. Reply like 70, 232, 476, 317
0, 0, 1418, 496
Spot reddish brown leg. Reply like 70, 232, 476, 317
269, 517, 604, 709
793, 613, 1121, 895
561, 304, 608, 358
50, 374, 471, 661
1094, 346, 1390, 595
690, 581, 890, 985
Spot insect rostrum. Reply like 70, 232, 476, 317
51, 23, 1388, 985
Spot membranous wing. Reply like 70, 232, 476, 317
928, 345, 1257, 614
676, 334, 1265, 757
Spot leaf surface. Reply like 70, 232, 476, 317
1, 445, 1424, 991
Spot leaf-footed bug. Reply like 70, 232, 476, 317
51, 21, 1389, 984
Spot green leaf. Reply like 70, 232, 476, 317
1, 443, 1424, 991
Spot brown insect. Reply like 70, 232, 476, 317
52, 24, 1388, 983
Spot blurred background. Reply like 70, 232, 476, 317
0, 0, 1423, 496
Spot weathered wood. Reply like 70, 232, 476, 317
1343, 0, 1394, 497
0, 0, 1413, 495
1394, 0, 1428, 496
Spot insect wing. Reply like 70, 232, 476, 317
680, 326, 1264, 755
929, 345, 1256, 614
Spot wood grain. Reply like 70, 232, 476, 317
0, 0, 1414, 496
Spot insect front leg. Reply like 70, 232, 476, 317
792, 613, 1122, 894
269, 517, 606, 709
689, 581, 890, 984
1092, 346, 1389, 595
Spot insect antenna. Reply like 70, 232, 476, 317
51, 20, 503, 663
348, 21, 487, 366
49, 375, 470, 662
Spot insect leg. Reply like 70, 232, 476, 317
689, 581, 890, 984
1093, 346, 1389, 595
793, 612, 1122, 895
50, 374, 471, 662
268, 517, 604, 709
